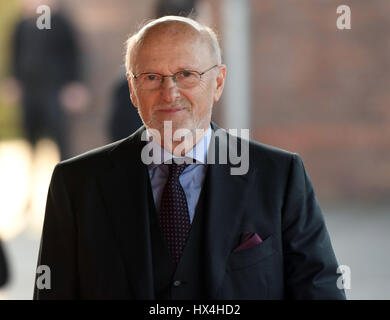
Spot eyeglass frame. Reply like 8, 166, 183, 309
129, 64, 220, 89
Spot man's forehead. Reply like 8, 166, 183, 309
140, 22, 203, 46
134, 28, 211, 64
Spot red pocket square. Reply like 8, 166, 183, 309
233, 232, 263, 253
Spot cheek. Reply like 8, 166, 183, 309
137, 92, 156, 112
198, 79, 213, 94
200, 78, 216, 102
185, 82, 214, 107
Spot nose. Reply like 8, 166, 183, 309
160, 76, 180, 103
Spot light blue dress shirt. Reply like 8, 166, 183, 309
147, 127, 212, 223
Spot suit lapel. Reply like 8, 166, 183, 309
98, 127, 155, 299
204, 124, 257, 298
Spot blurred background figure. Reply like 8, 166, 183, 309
106, 0, 198, 142
8, 0, 89, 160
0, 238, 9, 288
107, 77, 142, 141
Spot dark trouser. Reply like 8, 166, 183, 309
21, 87, 69, 160
0, 239, 8, 288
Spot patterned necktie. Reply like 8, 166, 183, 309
159, 162, 190, 264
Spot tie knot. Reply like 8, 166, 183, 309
168, 162, 188, 178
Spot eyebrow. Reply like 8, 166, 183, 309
137, 66, 202, 74
177, 66, 200, 71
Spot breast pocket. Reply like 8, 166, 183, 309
227, 235, 274, 271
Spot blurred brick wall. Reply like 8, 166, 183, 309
250, 0, 390, 202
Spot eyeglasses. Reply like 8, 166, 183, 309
130, 64, 219, 90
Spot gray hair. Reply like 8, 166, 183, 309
124, 16, 221, 74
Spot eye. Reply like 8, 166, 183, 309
146, 74, 159, 81
181, 71, 192, 77
138, 73, 161, 82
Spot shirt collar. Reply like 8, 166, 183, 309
146, 126, 212, 167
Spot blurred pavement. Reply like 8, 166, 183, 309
324, 203, 390, 299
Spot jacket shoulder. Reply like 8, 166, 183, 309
56, 126, 145, 173
57, 139, 124, 170
248, 139, 298, 161
245, 139, 301, 175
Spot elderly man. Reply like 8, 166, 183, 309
34, 16, 346, 300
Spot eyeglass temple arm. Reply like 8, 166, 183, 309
200, 64, 219, 76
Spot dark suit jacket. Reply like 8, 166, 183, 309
34, 123, 346, 300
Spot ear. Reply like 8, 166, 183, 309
126, 73, 139, 108
213, 64, 226, 103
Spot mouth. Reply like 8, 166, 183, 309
156, 107, 186, 113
